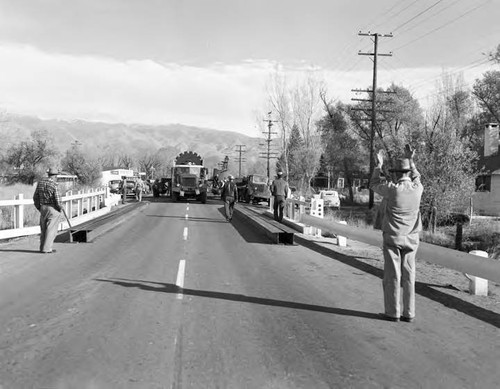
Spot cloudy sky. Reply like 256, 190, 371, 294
0, 0, 498, 137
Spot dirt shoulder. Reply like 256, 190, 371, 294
299, 234, 500, 319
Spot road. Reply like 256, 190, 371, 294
0, 198, 499, 388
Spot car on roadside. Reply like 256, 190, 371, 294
118, 178, 137, 197
319, 190, 340, 209
238, 174, 271, 204
108, 180, 122, 194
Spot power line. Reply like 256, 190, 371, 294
394, 0, 463, 36
392, 0, 445, 32
394, 0, 491, 51
370, 0, 421, 32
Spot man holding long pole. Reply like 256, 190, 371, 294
33, 167, 63, 254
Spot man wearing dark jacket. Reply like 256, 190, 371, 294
221, 175, 238, 221
33, 167, 62, 253
271, 170, 289, 222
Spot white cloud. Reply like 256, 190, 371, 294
0, 44, 274, 137
0, 44, 494, 139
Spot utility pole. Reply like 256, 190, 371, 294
234, 145, 246, 178
260, 112, 278, 181
353, 31, 393, 209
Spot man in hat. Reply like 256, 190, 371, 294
370, 144, 423, 323
271, 169, 289, 222
221, 175, 238, 221
33, 167, 63, 254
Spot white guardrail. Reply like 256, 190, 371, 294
0, 188, 122, 240
270, 196, 500, 285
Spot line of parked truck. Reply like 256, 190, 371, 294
105, 150, 340, 208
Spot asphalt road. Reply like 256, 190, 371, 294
0, 198, 498, 388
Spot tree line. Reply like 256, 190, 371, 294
0, 133, 179, 188
267, 44, 500, 226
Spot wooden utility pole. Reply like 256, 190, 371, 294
354, 31, 393, 209
260, 112, 278, 181
234, 145, 246, 178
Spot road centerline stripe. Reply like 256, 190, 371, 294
183, 227, 188, 240
175, 260, 186, 299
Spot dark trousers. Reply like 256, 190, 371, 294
273, 195, 285, 222
224, 196, 235, 220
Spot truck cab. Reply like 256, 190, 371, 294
239, 174, 271, 204
171, 152, 208, 203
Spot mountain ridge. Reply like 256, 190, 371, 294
1, 114, 270, 175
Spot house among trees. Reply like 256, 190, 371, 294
474, 123, 500, 216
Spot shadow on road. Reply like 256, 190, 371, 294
0, 249, 41, 253
216, 207, 276, 245
296, 236, 500, 329
94, 277, 381, 321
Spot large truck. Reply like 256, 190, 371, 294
171, 151, 208, 203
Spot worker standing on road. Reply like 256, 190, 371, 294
271, 170, 289, 223
33, 167, 63, 254
221, 175, 238, 222
135, 177, 144, 202
121, 176, 127, 204
370, 144, 423, 323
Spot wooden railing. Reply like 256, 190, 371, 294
0, 188, 122, 240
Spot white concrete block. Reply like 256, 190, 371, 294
467, 250, 489, 296
337, 221, 347, 247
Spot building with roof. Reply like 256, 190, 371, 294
473, 123, 500, 216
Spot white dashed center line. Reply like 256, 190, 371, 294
183, 227, 188, 240
175, 259, 186, 299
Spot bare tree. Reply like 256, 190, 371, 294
137, 151, 163, 180
265, 71, 324, 192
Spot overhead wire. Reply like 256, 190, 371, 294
394, 0, 463, 36
370, 0, 421, 32
393, 0, 492, 51
392, 0, 446, 32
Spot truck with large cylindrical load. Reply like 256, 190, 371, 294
171, 151, 208, 203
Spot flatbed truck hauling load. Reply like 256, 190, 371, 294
171, 151, 209, 203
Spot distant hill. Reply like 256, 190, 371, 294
0, 114, 272, 176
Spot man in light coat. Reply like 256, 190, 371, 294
370, 145, 423, 323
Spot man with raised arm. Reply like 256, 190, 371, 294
370, 145, 424, 323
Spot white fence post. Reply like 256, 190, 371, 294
466, 250, 489, 296
337, 220, 347, 246
15, 193, 24, 229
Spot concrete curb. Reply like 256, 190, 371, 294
59, 201, 149, 243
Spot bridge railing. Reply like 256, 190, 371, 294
0, 187, 122, 240
269, 196, 500, 285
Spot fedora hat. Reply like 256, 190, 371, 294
389, 158, 411, 172
47, 167, 59, 176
